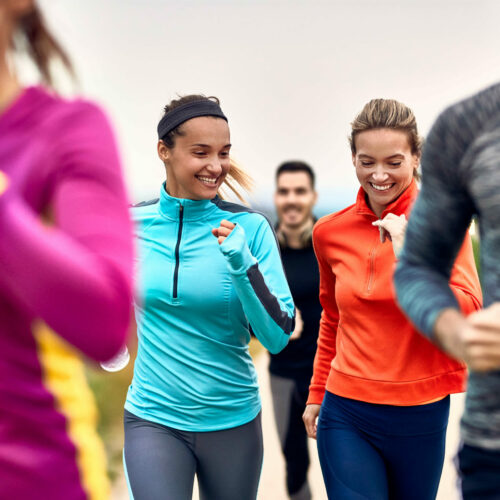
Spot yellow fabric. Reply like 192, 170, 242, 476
34, 323, 111, 500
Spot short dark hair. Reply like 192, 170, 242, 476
275, 161, 315, 188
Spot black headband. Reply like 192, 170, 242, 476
157, 100, 228, 140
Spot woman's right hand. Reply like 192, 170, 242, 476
372, 213, 407, 258
303, 404, 321, 439
212, 219, 236, 245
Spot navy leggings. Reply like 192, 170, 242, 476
317, 392, 450, 500
123, 409, 263, 500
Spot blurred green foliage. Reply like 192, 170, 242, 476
472, 234, 481, 280
86, 357, 134, 481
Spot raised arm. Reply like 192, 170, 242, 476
0, 102, 133, 361
448, 235, 482, 316
215, 218, 295, 354
394, 105, 479, 337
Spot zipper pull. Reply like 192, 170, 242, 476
372, 217, 385, 243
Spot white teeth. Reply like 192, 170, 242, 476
370, 183, 392, 191
197, 176, 217, 184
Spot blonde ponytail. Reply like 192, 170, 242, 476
218, 158, 253, 204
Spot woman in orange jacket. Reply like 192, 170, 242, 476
302, 99, 482, 500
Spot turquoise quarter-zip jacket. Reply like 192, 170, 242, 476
126, 184, 295, 431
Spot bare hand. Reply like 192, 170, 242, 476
290, 308, 303, 340
211, 220, 236, 245
435, 303, 500, 372
372, 213, 407, 258
303, 404, 321, 439
0, 171, 9, 197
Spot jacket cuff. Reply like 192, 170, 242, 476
306, 385, 326, 405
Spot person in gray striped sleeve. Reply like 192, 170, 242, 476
395, 82, 500, 499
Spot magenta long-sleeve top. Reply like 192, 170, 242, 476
0, 86, 133, 499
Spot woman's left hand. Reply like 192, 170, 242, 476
372, 213, 407, 258
0, 171, 9, 197
212, 219, 236, 245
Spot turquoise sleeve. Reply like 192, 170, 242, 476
219, 221, 295, 354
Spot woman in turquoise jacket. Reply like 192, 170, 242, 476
123, 94, 295, 500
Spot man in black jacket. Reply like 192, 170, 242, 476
270, 161, 321, 500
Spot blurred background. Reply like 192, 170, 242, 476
18, 0, 500, 497
27, 0, 500, 212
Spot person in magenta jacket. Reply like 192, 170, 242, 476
0, 2, 133, 499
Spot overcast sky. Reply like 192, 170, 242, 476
33, 0, 500, 212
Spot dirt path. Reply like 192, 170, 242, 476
112, 352, 464, 499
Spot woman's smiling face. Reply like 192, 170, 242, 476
352, 128, 419, 217
158, 116, 231, 200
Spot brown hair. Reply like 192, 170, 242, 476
349, 99, 423, 171
160, 94, 253, 203
16, 5, 75, 86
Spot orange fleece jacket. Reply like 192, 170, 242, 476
308, 181, 483, 406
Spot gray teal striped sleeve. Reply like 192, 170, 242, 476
395, 82, 500, 449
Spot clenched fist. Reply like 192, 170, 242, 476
212, 219, 236, 245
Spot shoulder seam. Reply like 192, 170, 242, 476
211, 198, 273, 228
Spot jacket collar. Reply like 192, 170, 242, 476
158, 182, 219, 221
355, 178, 418, 218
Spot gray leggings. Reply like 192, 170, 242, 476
123, 409, 263, 500
270, 374, 311, 500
